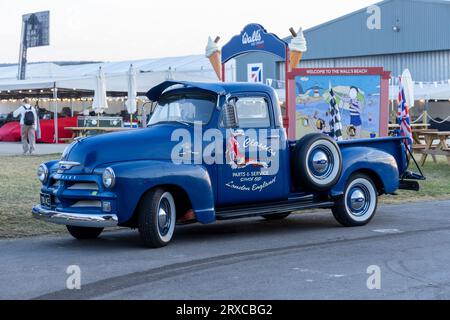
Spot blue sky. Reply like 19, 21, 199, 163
0, 0, 376, 63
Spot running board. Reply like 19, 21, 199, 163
215, 199, 335, 221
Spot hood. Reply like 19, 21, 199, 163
64, 124, 193, 174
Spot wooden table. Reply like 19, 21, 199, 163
388, 123, 431, 137
412, 128, 438, 145
416, 131, 450, 166
388, 123, 431, 138
65, 127, 134, 141
388, 123, 431, 130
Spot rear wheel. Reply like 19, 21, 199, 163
66, 226, 103, 240
138, 188, 176, 248
262, 212, 291, 221
332, 174, 378, 227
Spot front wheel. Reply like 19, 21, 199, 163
332, 174, 378, 227
138, 188, 176, 248
66, 226, 103, 240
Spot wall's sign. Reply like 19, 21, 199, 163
222, 24, 287, 63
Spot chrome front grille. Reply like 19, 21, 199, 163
71, 200, 102, 208
66, 182, 99, 191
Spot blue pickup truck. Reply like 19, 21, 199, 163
33, 81, 422, 248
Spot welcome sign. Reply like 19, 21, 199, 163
222, 24, 288, 63
290, 68, 391, 140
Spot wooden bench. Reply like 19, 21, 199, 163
60, 138, 75, 143
65, 127, 133, 139
412, 145, 427, 151
419, 131, 450, 166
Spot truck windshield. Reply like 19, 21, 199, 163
148, 94, 216, 126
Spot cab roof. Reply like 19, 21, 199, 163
146, 81, 276, 101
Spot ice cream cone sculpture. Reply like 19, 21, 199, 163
205, 36, 222, 81
289, 27, 307, 70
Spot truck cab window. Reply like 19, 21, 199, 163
148, 95, 216, 126
235, 97, 271, 128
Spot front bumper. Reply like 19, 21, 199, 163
32, 205, 118, 228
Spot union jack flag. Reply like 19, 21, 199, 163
397, 77, 413, 149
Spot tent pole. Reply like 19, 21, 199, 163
391, 99, 394, 123
53, 83, 58, 144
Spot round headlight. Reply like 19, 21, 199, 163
102, 167, 116, 189
37, 164, 48, 183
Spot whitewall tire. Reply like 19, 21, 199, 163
293, 134, 343, 192
138, 188, 176, 248
332, 173, 378, 227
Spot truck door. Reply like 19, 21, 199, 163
217, 95, 287, 207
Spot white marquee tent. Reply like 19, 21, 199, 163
0, 54, 235, 94
389, 83, 450, 102
0, 55, 236, 143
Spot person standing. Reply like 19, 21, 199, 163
13, 98, 38, 155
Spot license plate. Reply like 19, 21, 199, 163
40, 193, 52, 208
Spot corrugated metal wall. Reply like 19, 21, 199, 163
299, 0, 450, 60
235, 52, 284, 83
235, 0, 450, 83
300, 50, 450, 82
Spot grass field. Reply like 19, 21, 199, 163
0, 155, 64, 238
383, 158, 450, 203
0, 154, 449, 238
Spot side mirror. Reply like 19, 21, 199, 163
223, 101, 239, 129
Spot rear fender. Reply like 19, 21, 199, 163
330, 147, 400, 197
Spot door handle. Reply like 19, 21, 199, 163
268, 135, 280, 139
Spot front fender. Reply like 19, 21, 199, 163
98, 161, 215, 224
331, 147, 400, 197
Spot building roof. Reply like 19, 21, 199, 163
285, 0, 450, 60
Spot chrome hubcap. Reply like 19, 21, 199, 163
346, 184, 371, 217
309, 147, 334, 180
350, 189, 366, 211
312, 150, 329, 174
157, 198, 171, 236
